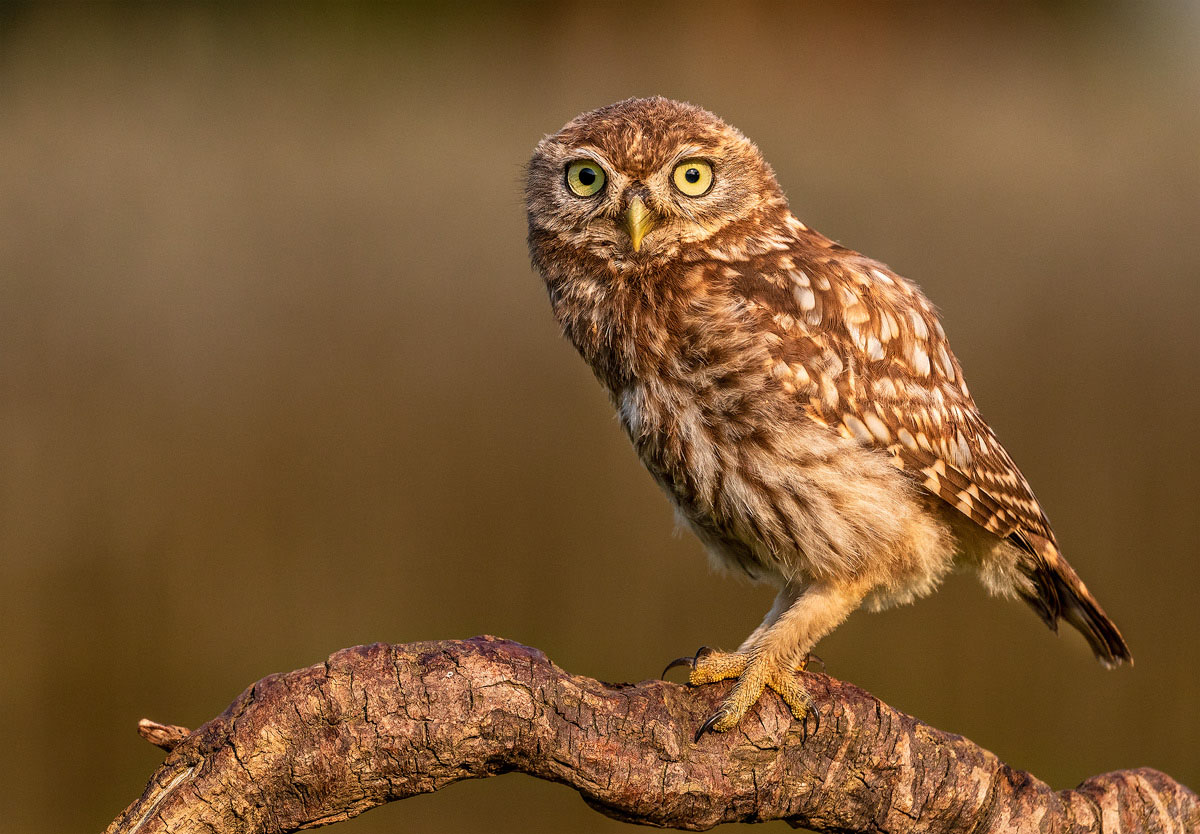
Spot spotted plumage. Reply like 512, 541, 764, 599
526, 97, 1130, 737
737, 245, 1049, 542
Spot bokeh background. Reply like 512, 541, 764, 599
2, 3, 1198, 832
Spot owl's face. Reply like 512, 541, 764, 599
526, 97, 788, 269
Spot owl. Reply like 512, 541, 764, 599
525, 97, 1130, 739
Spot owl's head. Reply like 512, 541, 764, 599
526, 97, 788, 270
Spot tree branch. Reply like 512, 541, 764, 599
105, 636, 1197, 833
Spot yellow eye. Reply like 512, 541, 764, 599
672, 159, 713, 196
566, 160, 606, 197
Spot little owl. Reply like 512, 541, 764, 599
525, 97, 1130, 739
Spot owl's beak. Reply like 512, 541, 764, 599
624, 197, 656, 252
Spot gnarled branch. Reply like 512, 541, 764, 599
106, 636, 1196, 833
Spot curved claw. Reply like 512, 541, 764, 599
661, 656, 695, 680
661, 646, 714, 681
800, 704, 820, 740
802, 652, 826, 674
694, 709, 725, 742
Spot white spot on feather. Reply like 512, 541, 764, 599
908, 310, 929, 340
862, 411, 892, 443
879, 313, 894, 343
844, 303, 870, 325
845, 321, 862, 346
937, 344, 955, 379
955, 432, 973, 466
819, 375, 839, 409
910, 343, 931, 376
843, 414, 873, 444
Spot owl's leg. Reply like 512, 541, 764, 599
737, 581, 803, 652
693, 580, 867, 738
738, 582, 827, 672
662, 582, 799, 680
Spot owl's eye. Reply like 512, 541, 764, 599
565, 160, 606, 197
672, 159, 714, 197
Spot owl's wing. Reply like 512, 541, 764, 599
717, 230, 1129, 664
731, 241, 1057, 555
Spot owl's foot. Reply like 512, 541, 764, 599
661, 645, 740, 680
662, 647, 822, 679
664, 648, 816, 741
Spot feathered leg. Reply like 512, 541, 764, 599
689, 580, 867, 736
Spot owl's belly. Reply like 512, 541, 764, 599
617, 381, 955, 594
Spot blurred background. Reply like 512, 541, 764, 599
1, 3, 1198, 832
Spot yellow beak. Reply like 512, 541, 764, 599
624, 197, 655, 252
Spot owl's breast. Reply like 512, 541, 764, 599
613, 358, 797, 578
618, 382, 768, 584
611, 288, 795, 497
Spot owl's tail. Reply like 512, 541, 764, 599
1016, 536, 1132, 667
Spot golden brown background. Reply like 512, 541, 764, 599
2, 3, 1198, 832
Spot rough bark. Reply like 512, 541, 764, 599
106, 636, 1197, 834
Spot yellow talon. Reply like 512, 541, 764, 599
684, 650, 814, 740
